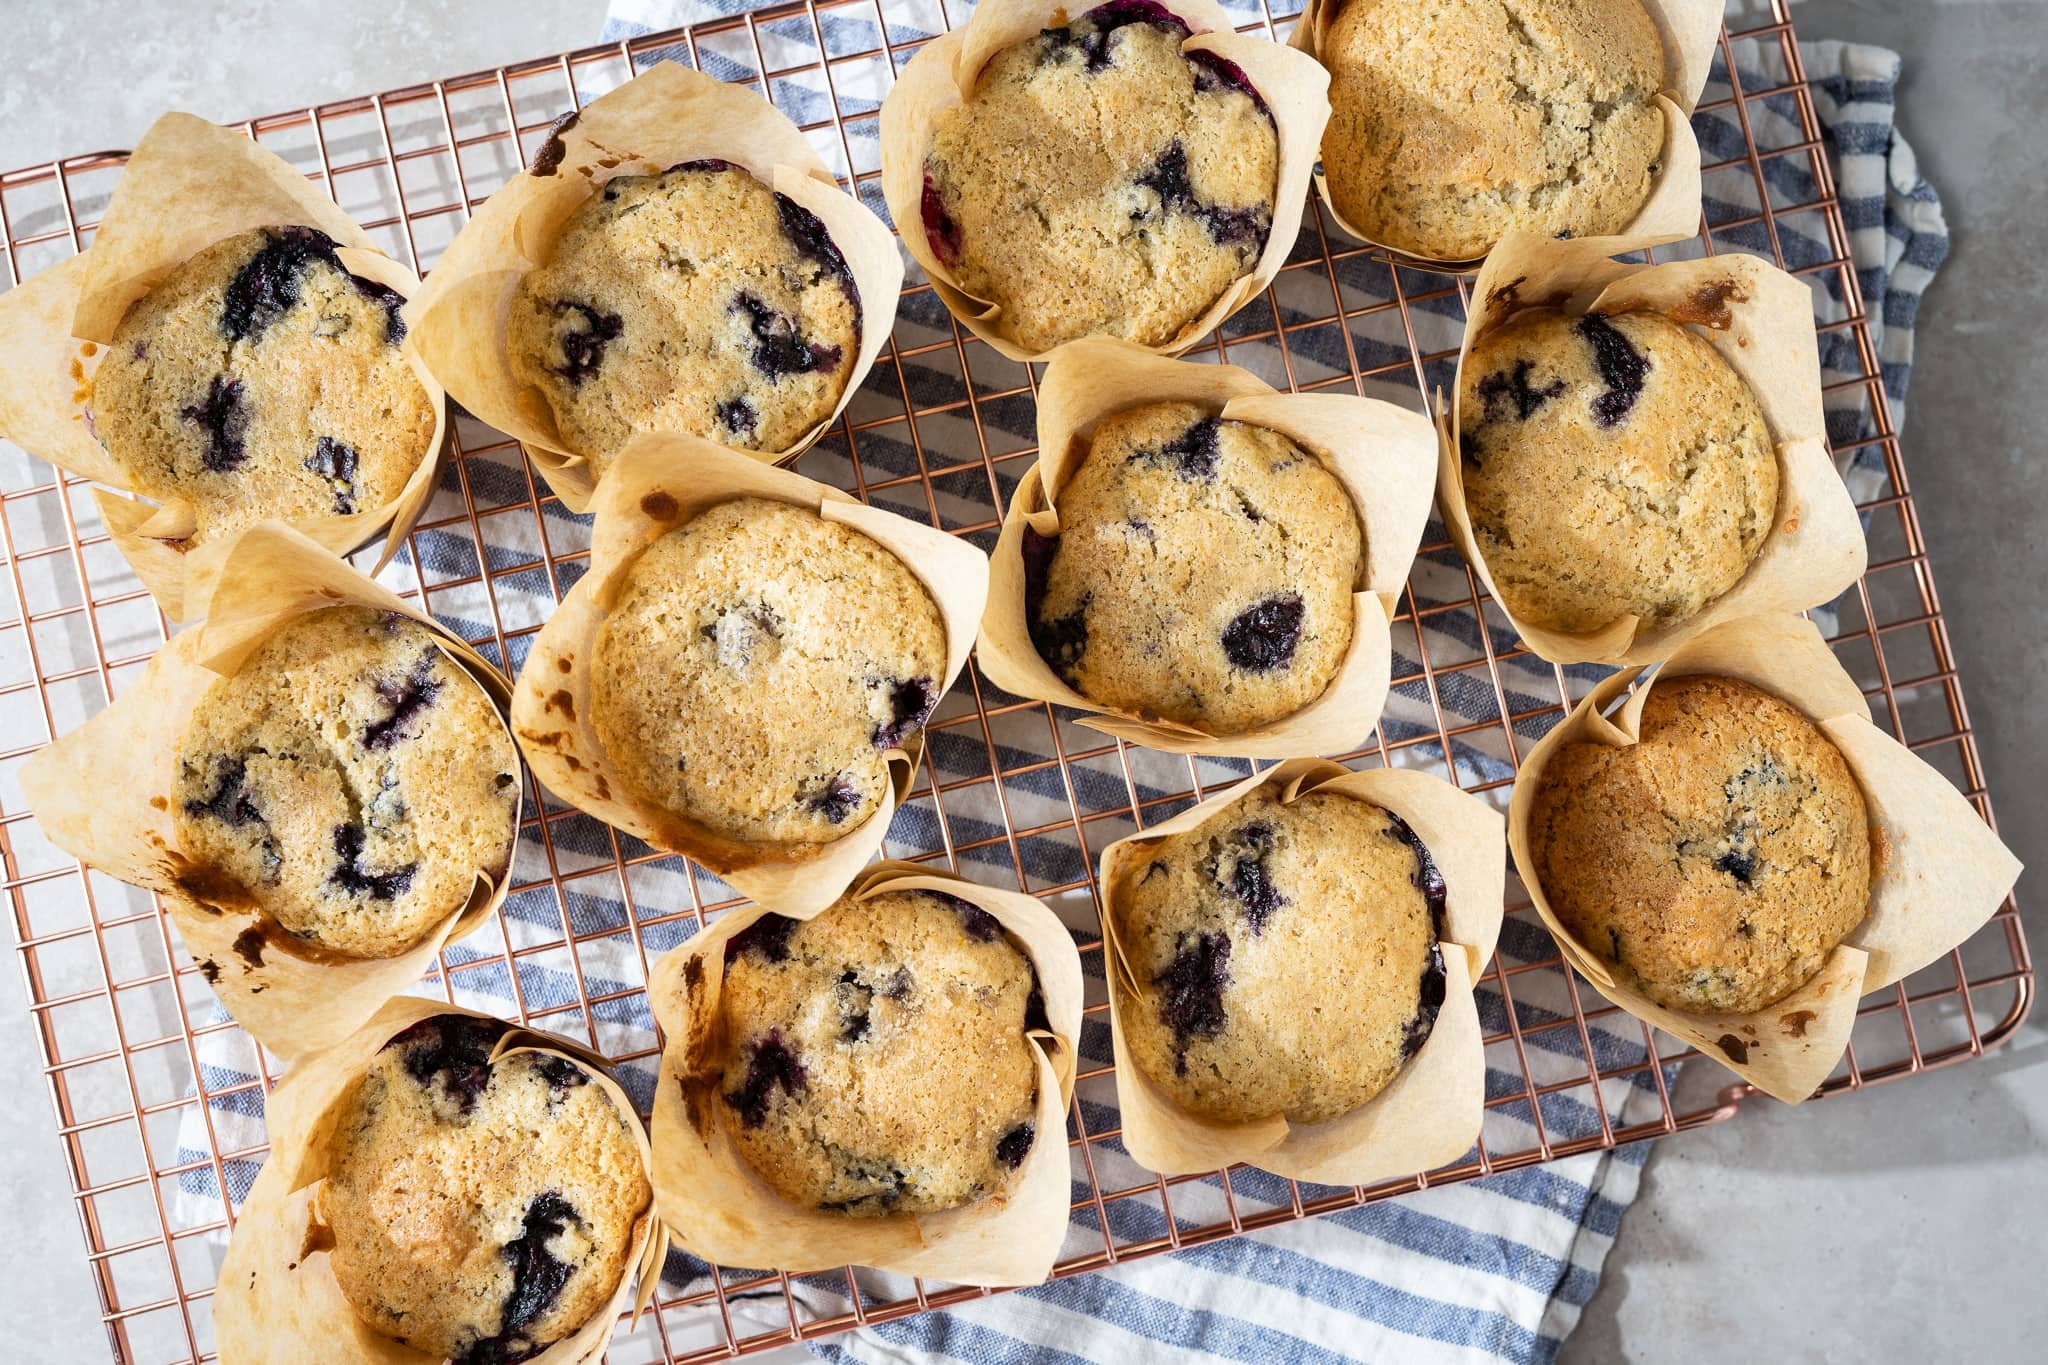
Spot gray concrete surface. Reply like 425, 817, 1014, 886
1, 0, 2042, 1360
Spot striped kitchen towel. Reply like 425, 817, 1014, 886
160, 7, 1948, 1363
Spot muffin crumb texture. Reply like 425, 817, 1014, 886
592, 498, 947, 846
91, 226, 435, 543
717, 890, 1041, 1215
1458, 307, 1779, 634
1027, 400, 1362, 734
510, 162, 860, 476
1322, 0, 1666, 260
1117, 787, 1445, 1124
923, 2, 1279, 352
323, 1015, 649, 1364
1531, 674, 1872, 1015
173, 606, 519, 961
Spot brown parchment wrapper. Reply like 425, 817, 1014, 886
878, 0, 1332, 362
647, 860, 1083, 1283
511, 435, 989, 915
213, 998, 666, 1365
404, 62, 903, 514
1438, 230, 1865, 665
1509, 614, 2023, 1104
976, 337, 1436, 757
1100, 759, 1505, 1182
1289, 0, 1722, 272
0, 112, 449, 621
18, 522, 522, 1059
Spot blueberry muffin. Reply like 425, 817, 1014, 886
1026, 400, 1362, 734
90, 226, 435, 542
1322, 0, 1666, 259
322, 1015, 650, 1363
1530, 675, 1872, 1015
922, 1, 1279, 353
592, 498, 947, 847
173, 607, 518, 960
1458, 308, 1779, 634
1116, 786, 1445, 1123
508, 161, 860, 477
717, 891, 1041, 1215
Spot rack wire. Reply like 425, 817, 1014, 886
0, 1, 2030, 1360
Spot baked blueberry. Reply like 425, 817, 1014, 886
361, 654, 444, 751
1474, 358, 1566, 424
729, 292, 843, 380
1577, 313, 1651, 427
547, 300, 625, 386
303, 436, 361, 513
724, 1029, 807, 1128
870, 675, 939, 751
180, 376, 250, 473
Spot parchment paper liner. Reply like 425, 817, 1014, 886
1100, 758, 1505, 1182
976, 337, 1436, 757
1289, 0, 1722, 272
511, 434, 989, 915
0, 111, 450, 622
404, 61, 903, 514
214, 998, 666, 1365
1508, 613, 2022, 1104
1437, 230, 1865, 665
878, 0, 1332, 362
648, 860, 1083, 1283
19, 522, 523, 1059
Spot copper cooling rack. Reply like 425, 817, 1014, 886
0, 1, 2031, 1361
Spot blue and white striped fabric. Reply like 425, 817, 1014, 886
167, 8, 1949, 1362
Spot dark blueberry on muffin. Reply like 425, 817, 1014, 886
1220, 594, 1305, 673
361, 654, 444, 751
1576, 313, 1651, 427
548, 300, 626, 386
725, 1030, 808, 1128
304, 436, 361, 513
729, 292, 843, 380
871, 675, 939, 750
181, 375, 250, 472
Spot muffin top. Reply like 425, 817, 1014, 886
1322, 0, 1666, 260
591, 498, 947, 847
1027, 400, 1362, 734
717, 890, 1042, 1216
922, 1, 1278, 352
1531, 675, 1872, 1015
91, 226, 436, 544
509, 161, 861, 477
322, 1015, 650, 1364
1457, 308, 1779, 635
174, 606, 519, 961
1116, 786, 1444, 1124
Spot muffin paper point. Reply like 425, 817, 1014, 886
977, 337, 1436, 758
648, 861, 1083, 1284
511, 435, 989, 915
1100, 759, 1505, 1183
1289, 0, 1720, 272
0, 112, 449, 622
404, 61, 903, 514
214, 998, 666, 1365
1509, 614, 2023, 1104
878, 0, 1331, 363
18, 523, 522, 1059
1438, 230, 1866, 665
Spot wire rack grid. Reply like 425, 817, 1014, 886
0, 1, 2030, 1361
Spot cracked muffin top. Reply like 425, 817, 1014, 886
1115, 785, 1446, 1125
1457, 307, 1779, 635
322, 1015, 650, 1364
921, 1, 1278, 353
1026, 400, 1363, 735
508, 160, 861, 479
173, 606, 519, 961
591, 498, 947, 847
1322, 0, 1666, 260
1531, 675, 1872, 1016
90, 226, 436, 544
717, 891, 1042, 1216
